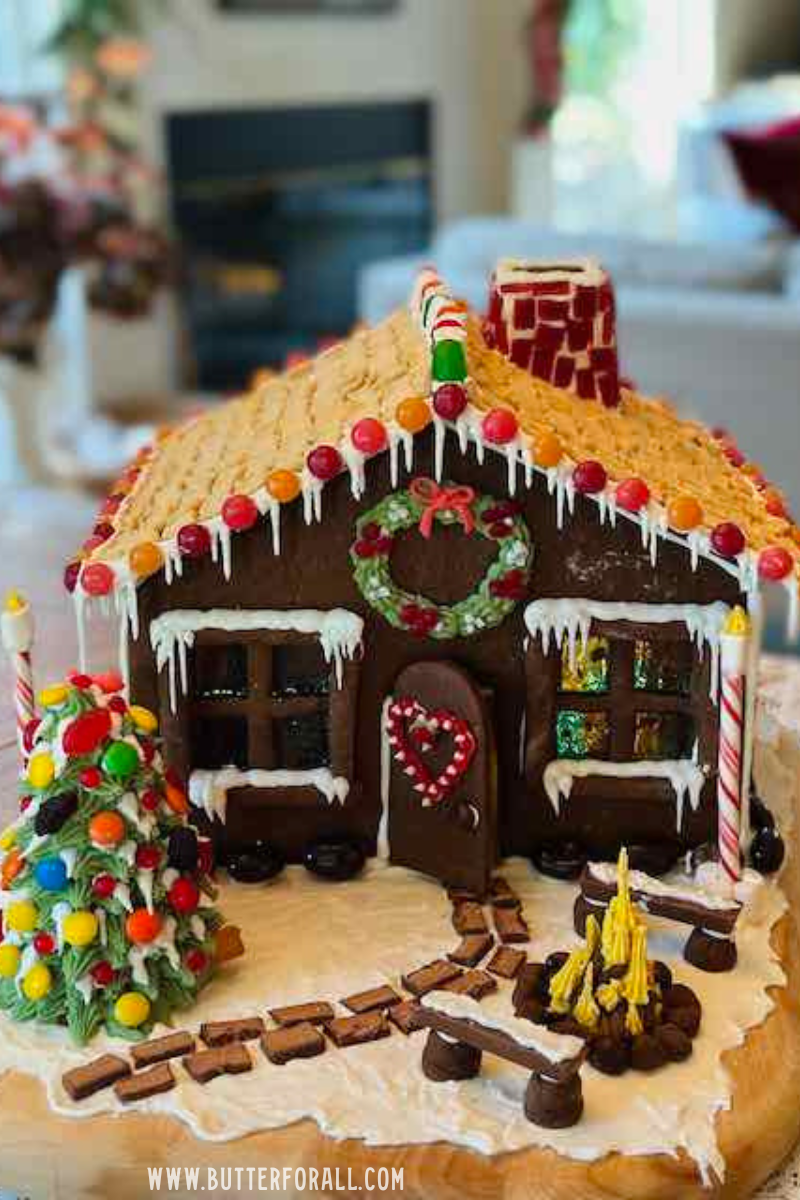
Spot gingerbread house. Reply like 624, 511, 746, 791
67, 262, 800, 894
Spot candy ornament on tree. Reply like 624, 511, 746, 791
0, 668, 243, 1043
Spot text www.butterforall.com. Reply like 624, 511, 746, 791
147, 1165, 405, 1192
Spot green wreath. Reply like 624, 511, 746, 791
350, 480, 533, 638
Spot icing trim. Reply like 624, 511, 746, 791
524, 598, 732, 701
189, 766, 350, 824
421, 989, 584, 1063
543, 758, 707, 830
149, 608, 364, 713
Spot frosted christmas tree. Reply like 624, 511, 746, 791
0, 647, 241, 1044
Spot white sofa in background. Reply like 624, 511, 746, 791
358, 218, 800, 516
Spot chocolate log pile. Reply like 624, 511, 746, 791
513, 850, 702, 1076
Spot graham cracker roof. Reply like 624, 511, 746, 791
81, 298, 799, 590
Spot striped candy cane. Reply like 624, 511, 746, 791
717, 607, 751, 884
1, 591, 36, 758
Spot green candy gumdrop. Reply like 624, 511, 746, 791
432, 339, 467, 382
101, 740, 140, 782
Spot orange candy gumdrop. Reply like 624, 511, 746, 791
164, 782, 189, 815
395, 396, 432, 434
1, 848, 24, 889
126, 909, 163, 945
533, 430, 563, 469
667, 495, 703, 532
266, 470, 301, 504
89, 811, 126, 847
129, 541, 164, 579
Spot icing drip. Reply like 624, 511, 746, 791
95, 908, 107, 947
524, 598, 731, 701
114, 881, 132, 912
189, 767, 350, 824
137, 869, 155, 913
543, 758, 707, 829
59, 848, 78, 879
14, 945, 39, 995
52, 902, 72, 952
150, 608, 364, 713
421, 990, 583, 1063
128, 915, 180, 987
118, 792, 155, 838
74, 973, 94, 1005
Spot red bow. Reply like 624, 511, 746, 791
409, 477, 476, 539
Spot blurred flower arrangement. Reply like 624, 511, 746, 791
0, 0, 171, 363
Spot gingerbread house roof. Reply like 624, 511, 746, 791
74, 272, 800, 623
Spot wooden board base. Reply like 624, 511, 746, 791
0, 911, 796, 1199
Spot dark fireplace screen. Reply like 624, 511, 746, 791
166, 100, 433, 390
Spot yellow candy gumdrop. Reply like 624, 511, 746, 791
0, 944, 21, 978
38, 684, 69, 708
128, 705, 158, 734
62, 911, 98, 948
114, 991, 151, 1028
0, 827, 16, 851
27, 753, 55, 790
6, 900, 38, 933
22, 963, 52, 1001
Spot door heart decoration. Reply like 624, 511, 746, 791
386, 697, 476, 806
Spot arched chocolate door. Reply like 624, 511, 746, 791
384, 660, 497, 895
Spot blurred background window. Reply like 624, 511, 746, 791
0, 0, 63, 97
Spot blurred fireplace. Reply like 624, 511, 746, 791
165, 100, 433, 390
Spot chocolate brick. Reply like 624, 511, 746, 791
342, 984, 402, 1014
443, 969, 497, 1001
200, 1016, 264, 1047
262, 1021, 326, 1065
269, 1001, 335, 1027
63, 1054, 131, 1102
388, 1000, 423, 1035
487, 946, 527, 979
402, 959, 462, 997
489, 876, 521, 909
493, 907, 529, 944
452, 901, 488, 936
326, 1011, 391, 1048
114, 1062, 175, 1104
131, 1031, 195, 1069
448, 932, 494, 968
183, 1044, 252, 1084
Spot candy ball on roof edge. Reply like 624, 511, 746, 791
81, 562, 115, 596
266, 469, 301, 503
758, 546, 794, 581
481, 408, 519, 446
572, 460, 607, 495
351, 417, 388, 455
616, 477, 650, 512
221, 493, 259, 531
129, 541, 163, 579
307, 444, 343, 481
432, 383, 468, 421
667, 495, 703, 533
395, 396, 431, 433
177, 523, 211, 558
710, 522, 745, 559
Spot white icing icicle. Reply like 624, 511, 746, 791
189, 766, 350, 824
151, 608, 364, 712
524, 598, 731, 700
128, 916, 180, 987
543, 758, 707, 830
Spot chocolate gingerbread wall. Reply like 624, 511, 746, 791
129, 427, 742, 865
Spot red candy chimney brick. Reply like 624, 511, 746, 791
485, 258, 621, 407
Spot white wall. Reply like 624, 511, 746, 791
144, 0, 529, 221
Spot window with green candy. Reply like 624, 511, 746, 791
559, 635, 610, 693
555, 709, 610, 759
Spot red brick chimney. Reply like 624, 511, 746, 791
484, 258, 620, 408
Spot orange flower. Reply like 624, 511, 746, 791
66, 68, 98, 105
96, 37, 152, 79
0, 105, 37, 150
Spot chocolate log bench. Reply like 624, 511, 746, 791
414, 991, 586, 1128
575, 863, 742, 972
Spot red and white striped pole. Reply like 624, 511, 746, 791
1, 591, 36, 760
717, 606, 751, 885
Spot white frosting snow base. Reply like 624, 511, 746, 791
0, 856, 785, 1184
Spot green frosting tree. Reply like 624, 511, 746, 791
0, 672, 232, 1044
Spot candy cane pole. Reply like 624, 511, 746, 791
1, 591, 36, 759
717, 606, 751, 885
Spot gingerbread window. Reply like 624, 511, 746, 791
153, 627, 359, 790
525, 612, 715, 786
